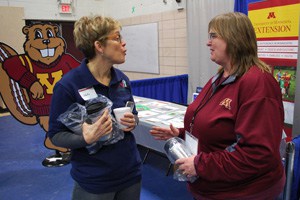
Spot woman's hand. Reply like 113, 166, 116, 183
120, 112, 137, 132
150, 124, 179, 140
82, 109, 113, 144
175, 156, 197, 177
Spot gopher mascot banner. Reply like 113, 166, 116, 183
0, 23, 80, 167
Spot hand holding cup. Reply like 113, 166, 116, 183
113, 107, 136, 131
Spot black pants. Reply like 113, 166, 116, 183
72, 181, 141, 200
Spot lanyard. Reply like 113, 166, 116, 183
189, 85, 213, 134
189, 75, 227, 134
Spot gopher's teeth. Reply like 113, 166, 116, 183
40, 48, 55, 57
48, 48, 54, 56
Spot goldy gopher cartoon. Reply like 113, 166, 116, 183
0, 23, 80, 166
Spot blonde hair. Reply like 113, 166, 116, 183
73, 15, 121, 59
208, 12, 271, 76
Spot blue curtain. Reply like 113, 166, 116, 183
234, 0, 264, 15
234, 0, 249, 14
130, 74, 188, 105
292, 135, 300, 200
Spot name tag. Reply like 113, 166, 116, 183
78, 87, 97, 100
185, 131, 198, 155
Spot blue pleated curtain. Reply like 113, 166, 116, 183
292, 136, 300, 200
234, 0, 249, 14
234, 0, 264, 14
130, 74, 188, 105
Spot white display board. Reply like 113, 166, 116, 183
117, 23, 159, 74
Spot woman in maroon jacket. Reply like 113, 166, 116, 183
150, 12, 285, 200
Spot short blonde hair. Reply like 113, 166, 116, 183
209, 12, 271, 76
73, 15, 121, 59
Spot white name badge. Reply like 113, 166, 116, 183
185, 131, 198, 155
78, 87, 97, 101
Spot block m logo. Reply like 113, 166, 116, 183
267, 12, 276, 19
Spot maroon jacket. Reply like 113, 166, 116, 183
180, 66, 285, 199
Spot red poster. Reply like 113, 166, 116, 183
248, 0, 300, 140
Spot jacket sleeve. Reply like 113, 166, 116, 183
51, 130, 88, 149
3, 55, 37, 89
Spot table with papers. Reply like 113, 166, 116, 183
132, 96, 187, 154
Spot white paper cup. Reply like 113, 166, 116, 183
113, 107, 131, 129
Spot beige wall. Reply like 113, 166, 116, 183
0, 6, 25, 109
0, 6, 187, 81
119, 9, 188, 80
0, 6, 25, 53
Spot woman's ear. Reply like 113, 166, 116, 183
94, 41, 104, 54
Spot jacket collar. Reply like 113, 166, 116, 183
212, 72, 237, 86
211, 72, 237, 94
